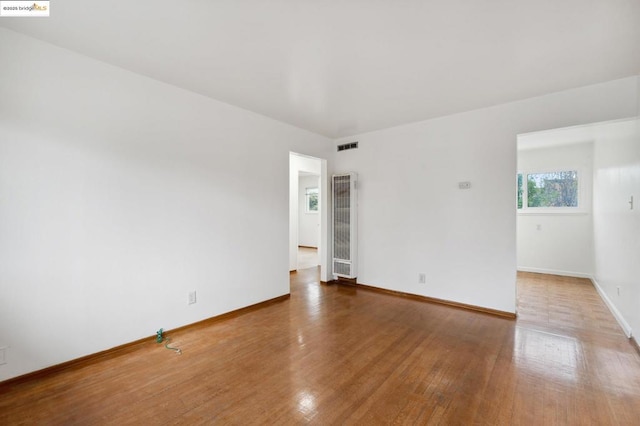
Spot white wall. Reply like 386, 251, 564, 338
334, 76, 638, 314
517, 142, 594, 277
298, 175, 320, 247
592, 119, 640, 338
0, 28, 332, 381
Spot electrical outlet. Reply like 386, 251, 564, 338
188, 291, 197, 305
418, 273, 426, 284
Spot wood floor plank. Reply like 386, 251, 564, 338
1, 270, 639, 424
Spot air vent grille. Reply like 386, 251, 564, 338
333, 175, 351, 260
337, 142, 358, 152
334, 261, 351, 276
332, 173, 357, 279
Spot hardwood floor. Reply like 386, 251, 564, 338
297, 246, 318, 270
1, 270, 639, 424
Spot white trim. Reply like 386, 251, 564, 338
517, 211, 589, 216
590, 277, 632, 338
517, 117, 639, 140
517, 267, 592, 279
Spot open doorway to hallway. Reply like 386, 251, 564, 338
297, 171, 320, 270
289, 152, 327, 278
297, 246, 319, 270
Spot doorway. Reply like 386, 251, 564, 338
289, 152, 328, 281
516, 128, 594, 279
515, 118, 639, 337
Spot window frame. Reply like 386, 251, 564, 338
517, 167, 587, 215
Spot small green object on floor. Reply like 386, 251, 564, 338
155, 328, 181, 354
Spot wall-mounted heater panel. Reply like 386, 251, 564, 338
332, 173, 357, 279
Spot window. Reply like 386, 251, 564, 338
517, 170, 580, 212
305, 187, 318, 213
517, 173, 524, 209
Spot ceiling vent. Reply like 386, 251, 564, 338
337, 141, 358, 152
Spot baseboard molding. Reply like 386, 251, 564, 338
168, 294, 290, 335
517, 267, 592, 279
338, 281, 516, 319
0, 294, 290, 388
590, 277, 632, 338
335, 276, 357, 286
520, 272, 636, 344
0, 335, 151, 391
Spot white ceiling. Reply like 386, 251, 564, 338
2, 0, 639, 138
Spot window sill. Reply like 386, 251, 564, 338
517, 210, 589, 216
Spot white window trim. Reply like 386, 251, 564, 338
517, 167, 588, 215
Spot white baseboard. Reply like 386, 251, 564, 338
590, 277, 633, 338
517, 267, 592, 279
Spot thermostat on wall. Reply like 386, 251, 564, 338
458, 181, 471, 189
